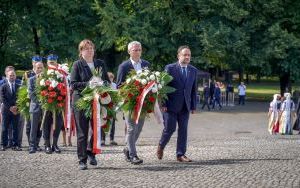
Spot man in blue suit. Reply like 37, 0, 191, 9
116, 41, 150, 164
0, 69, 21, 151
157, 45, 198, 162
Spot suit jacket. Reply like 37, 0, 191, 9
28, 76, 41, 113
164, 62, 198, 113
70, 58, 109, 104
116, 59, 150, 88
0, 81, 20, 114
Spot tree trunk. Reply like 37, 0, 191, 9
238, 67, 244, 82
32, 26, 40, 55
279, 72, 291, 96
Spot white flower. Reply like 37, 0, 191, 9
26, 102, 30, 107
158, 84, 162, 89
136, 70, 142, 75
47, 69, 54, 75
155, 71, 160, 76
55, 71, 63, 79
101, 107, 107, 119
40, 79, 45, 86
132, 76, 137, 80
60, 64, 69, 73
152, 87, 158, 93
50, 79, 58, 88
141, 79, 147, 85
161, 81, 165, 86
126, 78, 131, 84
149, 75, 156, 80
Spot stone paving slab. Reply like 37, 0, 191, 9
1, 102, 300, 188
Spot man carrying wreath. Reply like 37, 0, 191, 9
116, 41, 150, 165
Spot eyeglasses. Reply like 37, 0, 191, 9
131, 49, 142, 52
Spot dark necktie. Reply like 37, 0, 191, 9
182, 67, 187, 81
11, 83, 15, 94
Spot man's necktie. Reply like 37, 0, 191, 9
182, 67, 187, 81
11, 83, 15, 94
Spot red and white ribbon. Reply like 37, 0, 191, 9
92, 93, 102, 154
153, 100, 163, 124
134, 80, 156, 124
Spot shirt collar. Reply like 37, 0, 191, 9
178, 62, 187, 68
130, 58, 141, 65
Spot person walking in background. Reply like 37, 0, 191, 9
293, 97, 300, 134
279, 93, 296, 135
212, 82, 222, 110
116, 41, 150, 165
209, 79, 215, 105
201, 83, 210, 111
268, 94, 281, 134
157, 45, 198, 162
71, 39, 110, 170
238, 82, 246, 105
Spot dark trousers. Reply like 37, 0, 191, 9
159, 106, 190, 157
239, 95, 245, 105
201, 97, 210, 110
1, 112, 20, 147
26, 117, 31, 145
43, 111, 63, 147
18, 116, 25, 146
29, 110, 42, 148
212, 97, 222, 109
74, 109, 94, 163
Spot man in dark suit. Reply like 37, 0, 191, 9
116, 41, 150, 164
28, 62, 44, 153
23, 56, 42, 147
157, 45, 198, 162
0, 69, 21, 151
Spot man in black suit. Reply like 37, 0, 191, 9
0, 69, 21, 151
157, 45, 198, 162
116, 41, 150, 164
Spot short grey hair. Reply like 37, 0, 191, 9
128, 41, 141, 51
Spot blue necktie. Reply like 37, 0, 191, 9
11, 83, 15, 94
182, 67, 187, 81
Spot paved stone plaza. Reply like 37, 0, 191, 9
1, 102, 300, 188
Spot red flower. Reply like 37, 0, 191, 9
48, 98, 53, 103
57, 103, 64, 108
57, 96, 63, 101
134, 80, 140, 86
128, 93, 134, 98
149, 96, 156, 103
57, 83, 64, 90
48, 86, 54, 91
101, 92, 108, 98
108, 102, 114, 109
60, 89, 67, 96
48, 91, 57, 98
45, 80, 51, 86
101, 124, 108, 129
147, 109, 153, 113
41, 90, 48, 96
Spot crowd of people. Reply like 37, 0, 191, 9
0, 40, 198, 170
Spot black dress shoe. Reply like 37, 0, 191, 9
123, 147, 131, 162
13, 146, 22, 151
29, 147, 36, 154
52, 145, 61, 153
88, 155, 97, 166
130, 156, 143, 165
79, 162, 87, 170
36, 146, 43, 152
45, 146, 52, 154
0, 146, 6, 151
